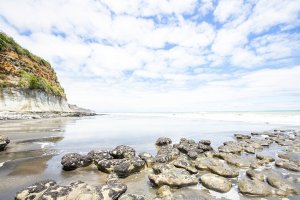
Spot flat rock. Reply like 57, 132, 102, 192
238, 178, 272, 197
234, 134, 251, 140
200, 173, 232, 193
173, 159, 197, 174
275, 159, 300, 172
149, 166, 198, 187
256, 154, 274, 162
278, 152, 300, 164
246, 169, 266, 181
218, 142, 242, 154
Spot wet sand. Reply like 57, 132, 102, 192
0, 114, 299, 199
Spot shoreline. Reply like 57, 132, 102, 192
0, 111, 97, 120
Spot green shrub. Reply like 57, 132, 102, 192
19, 70, 65, 97
0, 32, 50, 67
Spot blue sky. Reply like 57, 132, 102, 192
1, 0, 300, 112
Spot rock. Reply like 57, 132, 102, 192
173, 159, 197, 174
148, 166, 198, 187
266, 172, 298, 196
238, 178, 272, 197
278, 152, 300, 164
199, 140, 211, 145
246, 169, 266, 181
176, 138, 197, 154
119, 194, 145, 200
15, 180, 57, 200
0, 135, 10, 151
234, 134, 251, 140
275, 159, 300, 172
138, 152, 155, 167
197, 143, 213, 152
200, 173, 232, 193
256, 154, 274, 162
208, 163, 239, 178
170, 189, 216, 200
152, 163, 174, 174
88, 150, 114, 163
187, 150, 198, 159
195, 157, 239, 178
156, 137, 172, 146
156, 185, 172, 199
155, 146, 180, 163
218, 142, 242, 154
110, 145, 135, 159
194, 157, 217, 170
243, 146, 255, 154
216, 152, 251, 167
61, 153, 93, 171
96, 157, 145, 178
15, 177, 127, 200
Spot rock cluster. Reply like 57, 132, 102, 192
15, 174, 127, 200
17, 129, 300, 200
0, 135, 10, 151
61, 145, 146, 178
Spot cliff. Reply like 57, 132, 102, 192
0, 32, 71, 112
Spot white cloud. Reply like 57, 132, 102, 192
214, 0, 246, 23
0, 0, 299, 111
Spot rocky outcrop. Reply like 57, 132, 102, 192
0, 88, 71, 112
0, 32, 93, 115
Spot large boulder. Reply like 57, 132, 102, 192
61, 153, 93, 171
95, 157, 145, 178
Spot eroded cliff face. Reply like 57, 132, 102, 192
0, 32, 72, 112
0, 88, 71, 112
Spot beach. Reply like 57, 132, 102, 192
0, 112, 300, 199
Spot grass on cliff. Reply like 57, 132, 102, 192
0, 32, 50, 66
19, 70, 65, 97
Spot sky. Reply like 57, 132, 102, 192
0, 0, 300, 112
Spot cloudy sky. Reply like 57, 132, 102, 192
1, 0, 300, 112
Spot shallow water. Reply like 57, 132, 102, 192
0, 114, 299, 200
